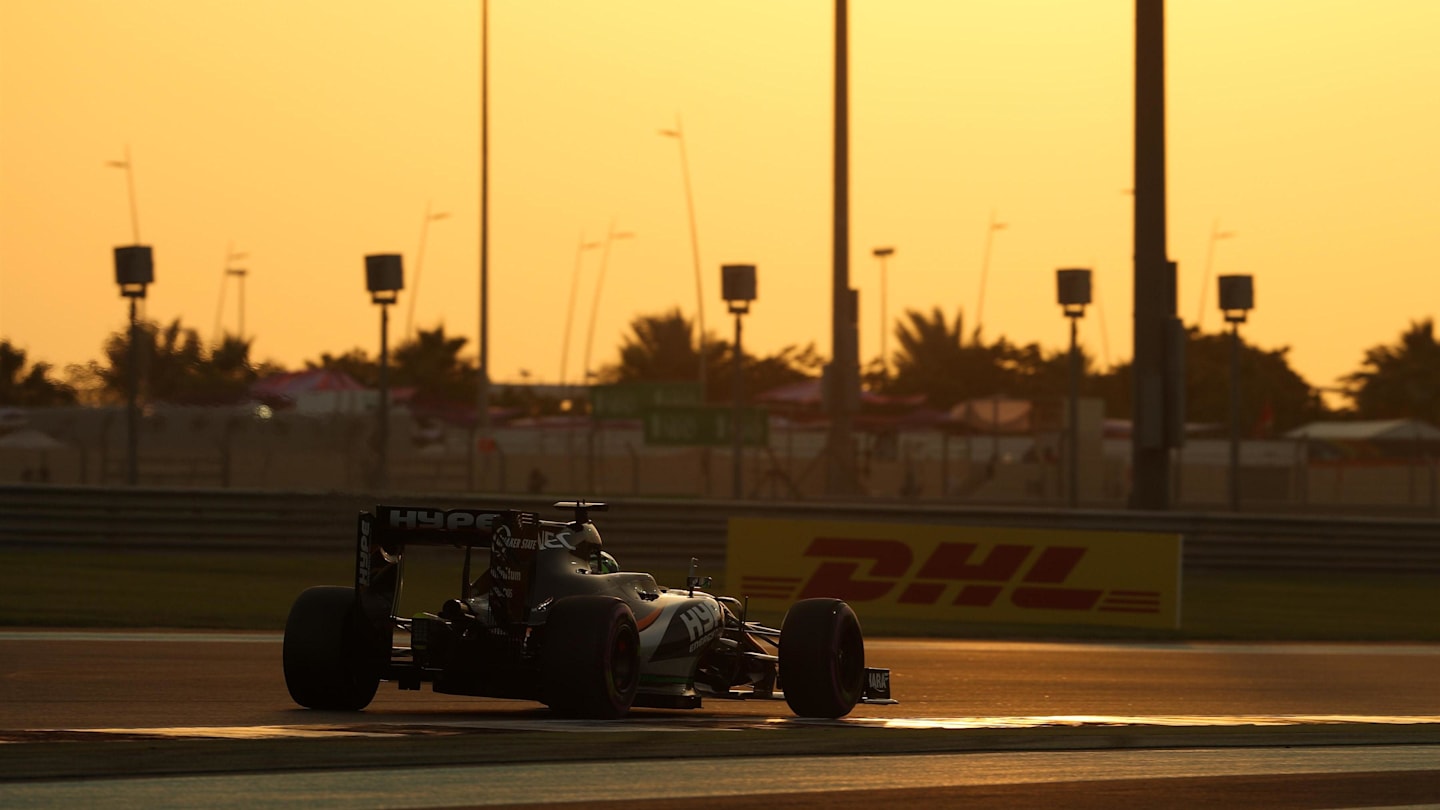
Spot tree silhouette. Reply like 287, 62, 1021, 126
1343, 319, 1440, 423
305, 348, 378, 388
86, 320, 267, 406
391, 326, 476, 406
0, 341, 77, 406
597, 309, 819, 402
1093, 328, 1324, 434
606, 308, 704, 384
886, 308, 1014, 408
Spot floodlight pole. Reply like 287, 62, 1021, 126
114, 246, 153, 486
1057, 268, 1091, 509
227, 268, 248, 338
731, 305, 746, 499
367, 254, 404, 492
127, 296, 140, 486
872, 247, 894, 374
379, 302, 391, 491
722, 264, 758, 500
1068, 315, 1081, 506
1228, 318, 1241, 511
1218, 273, 1253, 513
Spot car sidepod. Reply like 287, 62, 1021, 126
630, 591, 724, 708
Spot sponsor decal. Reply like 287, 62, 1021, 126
386, 508, 499, 532
727, 518, 1180, 630
866, 669, 890, 694
494, 523, 539, 551
489, 512, 541, 626
541, 530, 575, 550
678, 603, 719, 652
357, 519, 372, 587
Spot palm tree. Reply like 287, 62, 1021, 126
0, 341, 76, 406
603, 308, 703, 384
888, 308, 1009, 408
87, 319, 270, 406
1344, 319, 1440, 423
598, 309, 820, 403
391, 326, 476, 406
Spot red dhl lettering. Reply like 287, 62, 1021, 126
792, 537, 1106, 612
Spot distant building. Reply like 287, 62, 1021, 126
250, 369, 376, 414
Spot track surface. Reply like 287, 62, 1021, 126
2, 633, 1438, 808
2, 633, 1438, 728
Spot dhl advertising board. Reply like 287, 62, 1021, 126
726, 518, 1182, 629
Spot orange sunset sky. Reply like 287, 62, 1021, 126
1, 1, 1437, 393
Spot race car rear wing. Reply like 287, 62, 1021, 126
355, 506, 544, 639
369, 505, 525, 549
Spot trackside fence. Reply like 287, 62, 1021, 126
2, 485, 1439, 574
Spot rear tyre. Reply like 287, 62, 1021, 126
541, 595, 640, 719
283, 586, 380, 711
779, 598, 865, 718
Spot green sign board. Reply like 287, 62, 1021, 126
591, 382, 702, 419
643, 406, 769, 447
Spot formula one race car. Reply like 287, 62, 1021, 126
283, 501, 894, 719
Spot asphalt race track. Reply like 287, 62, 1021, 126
2, 632, 1438, 808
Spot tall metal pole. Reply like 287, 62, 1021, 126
732, 310, 744, 499
126, 296, 139, 486
1068, 316, 1081, 508
559, 233, 598, 385
1195, 220, 1235, 330
880, 254, 887, 372
581, 223, 632, 385
826, 0, 857, 496
872, 247, 894, 374
213, 244, 247, 344
407, 203, 448, 338
378, 303, 390, 491
233, 269, 247, 339
660, 117, 707, 399
1228, 320, 1241, 511
477, 0, 491, 436
106, 145, 141, 244
1131, 0, 1174, 509
975, 212, 1005, 343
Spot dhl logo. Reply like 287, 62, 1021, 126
740, 537, 1161, 614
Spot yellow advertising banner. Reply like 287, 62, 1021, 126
726, 518, 1182, 629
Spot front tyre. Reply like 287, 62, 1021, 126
282, 586, 380, 711
541, 595, 640, 719
779, 598, 865, 718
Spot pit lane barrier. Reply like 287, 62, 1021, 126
2, 484, 1439, 574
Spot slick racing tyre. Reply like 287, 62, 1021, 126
283, 586, 381, 711
779, 598, 865, 718
541, 595, 640, 719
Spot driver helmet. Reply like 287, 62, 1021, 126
567, 524, 619, 573
594, 550, 620, 574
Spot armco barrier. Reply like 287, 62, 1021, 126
2, 485, 1439, 573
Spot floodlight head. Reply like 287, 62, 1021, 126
1056, 267, 1092, 316
872, 246, 895, 258
114, 245, 154, 298
721, 264, 757, 313
365, 254, 403, 304
1218, 274, 1254, 324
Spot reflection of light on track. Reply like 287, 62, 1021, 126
779, 715, 1440, 730
5, 632, 1439, 659
14, 714, 1440, 742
